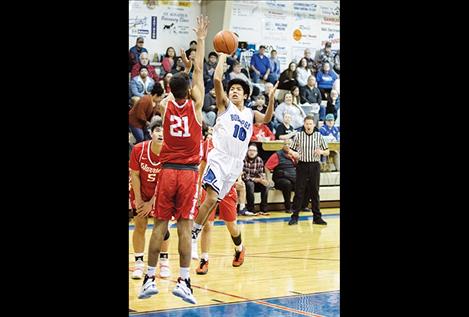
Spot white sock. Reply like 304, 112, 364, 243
192, 223, 203, 240
239, 203, 245, 210
201, 253, 209, 261
147, 266, 156, 277
180, 267, 190, 280
235, 243, 243, 252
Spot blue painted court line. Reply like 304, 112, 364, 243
265, 291, 340, 317
129, 213, 340, 230
129, 291, 339, 317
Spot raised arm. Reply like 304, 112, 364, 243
214, 52, 229, 112
191, 16, 209, 108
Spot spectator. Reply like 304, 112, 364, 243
202, 88, 217, 127
301, 75, 324, 121
269, 49, 281, 82
242, 144, 269, 214
296, 58, 313, 88
129, 37, 148, 72
290, 86, 301, 106
171, 56, 186, 74
275, 93, 306, 130
333, 50, 340, 74
320, 113, 340, 142
332, 78, 340, 95
130, 65, 155, 97
129, 84, 165, 144
129, 96, 141, 111
304, 48, 319, 75
252, 94, 267, 114
316, 62, 338, 100
275, 112, 297, 140
251, 108, 275, 142
315, 41, 335, 70
250, 45, 275, 83
161, 47, 176, 74
229, 61, 250, 82
320, 113, 340, 171
185, 40, 197, 58
278, 62, 299, 91
203, 51, 218, 92
264, 139, 298, 212
131, 52, 159, 81
160, 72, 172, 94
326, 89, 340, 119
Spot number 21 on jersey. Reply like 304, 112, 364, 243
170, 115, 191, 137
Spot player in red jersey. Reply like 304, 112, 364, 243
192, 129, 244, 275
138, 15, 209, 305
129, 117, 171, 280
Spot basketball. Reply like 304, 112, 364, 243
213, 30, 238, 55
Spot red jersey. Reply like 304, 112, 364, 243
159, 99, 203, 165
202, 137, 214, 162
129, 141, 162, 202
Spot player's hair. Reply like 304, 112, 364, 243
150, 83, 165, 96
169, 72, 190, 99
227, 78, 250, 98
150, 116, 163, 132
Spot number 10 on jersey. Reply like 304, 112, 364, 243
233, 124, 247, 141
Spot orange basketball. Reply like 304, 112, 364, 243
213, 30, 239, 55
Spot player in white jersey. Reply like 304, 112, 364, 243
191, 52, 278, 264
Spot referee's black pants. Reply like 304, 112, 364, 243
291, 161, 322, 220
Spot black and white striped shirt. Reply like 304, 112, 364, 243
290, 130, 328, 162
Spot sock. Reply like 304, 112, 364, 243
192, 223, 203, 240
180, 267, 190, 280
239, 203, 245, 210
135, 253, 144, 262
147, 266, 156, 277
201, 253, 209, 261
231, 232, 242, 247
159, 252, 169, 264
235, 243, 243, 252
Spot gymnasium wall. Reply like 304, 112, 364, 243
128, 0, 340, 71
228, 0, 340, 71
129, 0, 202, 61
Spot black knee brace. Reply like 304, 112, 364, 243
164, 229, 170, 241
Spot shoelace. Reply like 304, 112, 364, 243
199, 259, 207, 269
234, 250, 241, 261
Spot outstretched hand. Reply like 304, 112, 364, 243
269, 81, 279, 100
192, 15, 209, 40
180, 48, 192, 70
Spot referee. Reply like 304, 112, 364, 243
288, 115, 329, 225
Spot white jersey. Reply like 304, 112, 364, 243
212, 100, 254, 160
203, 101, 254, 199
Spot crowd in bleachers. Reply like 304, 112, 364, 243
128, 36, 340, 215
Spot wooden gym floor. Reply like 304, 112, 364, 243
129, 208, 340, 317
